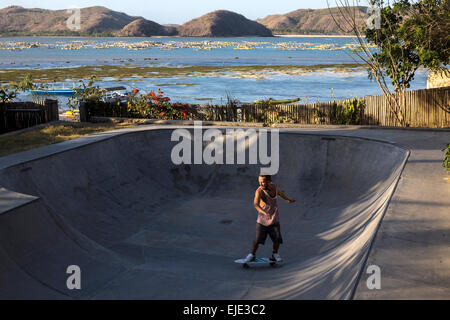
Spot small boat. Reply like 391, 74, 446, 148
254, 98, 301, 105
28, 88, 83, 96
99, 86, 132, 102
28, 86, 132, 101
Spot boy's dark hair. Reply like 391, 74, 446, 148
259, 174, 272, 181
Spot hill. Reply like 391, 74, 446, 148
0, 5, 140, 35
119, 19, 177, 37
257, 7, 369, 35
178, 10, 273, 37
0, 6, 368, 37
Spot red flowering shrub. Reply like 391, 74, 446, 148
127, 88, 196, 120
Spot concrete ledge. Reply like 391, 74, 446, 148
93, 117, 450, 131
0, 124, 409, 172
272, 123, 450, 131
91, 116, 265, 127
0, 187, 39, 215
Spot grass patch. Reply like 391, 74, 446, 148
0, 120, 139, 158
0, 64, 365, 83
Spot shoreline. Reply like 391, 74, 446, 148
0, 34, 359, 39
275, 34, 358, 38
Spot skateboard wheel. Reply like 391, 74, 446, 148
270, 262, 276, 267
243, 263, 249, 269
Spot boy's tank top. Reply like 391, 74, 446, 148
256, 184, 279, 226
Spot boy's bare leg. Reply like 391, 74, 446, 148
251, 241, 259, 255
272, 242, 280, 254
252, 242, 280, 255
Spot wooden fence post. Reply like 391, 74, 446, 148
79, 101, 88, 122
0, 103, 6, 133
44, 99, 59, 122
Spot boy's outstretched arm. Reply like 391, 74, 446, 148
277, 186, 296, 203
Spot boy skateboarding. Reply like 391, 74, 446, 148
243, 174, 295, 263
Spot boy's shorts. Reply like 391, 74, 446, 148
255, 223, 283, 245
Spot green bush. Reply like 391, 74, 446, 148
67, 76, 104, 110
443, 143, 450, 172
0, 87, 17, 103
328, 98, 364, 125
254, 98, 300, 127
0, 73, 36, 104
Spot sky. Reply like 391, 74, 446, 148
0, 0, 353, 24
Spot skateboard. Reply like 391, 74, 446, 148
234, 257, 281, 269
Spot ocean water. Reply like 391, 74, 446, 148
0, 36, 428, 108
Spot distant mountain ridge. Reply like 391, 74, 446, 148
257, 7, 369, 35
0, 6, 140, 34
0, 5, 368, 37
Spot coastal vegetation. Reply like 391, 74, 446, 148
67, 76, 104, 111
126, 89, 194, 120
0, 73, 34, 102
73, 80, 365, 127
64, 76, 196, 121
0, 63, 365, 83
314, 97, 365, 125
330, 0, 450, 126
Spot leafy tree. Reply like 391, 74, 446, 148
329, 0, 449, 126
401, 0, 450, 70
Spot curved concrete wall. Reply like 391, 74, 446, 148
0, 128, 409, 299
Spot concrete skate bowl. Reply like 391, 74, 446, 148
0, 128, 409, 299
